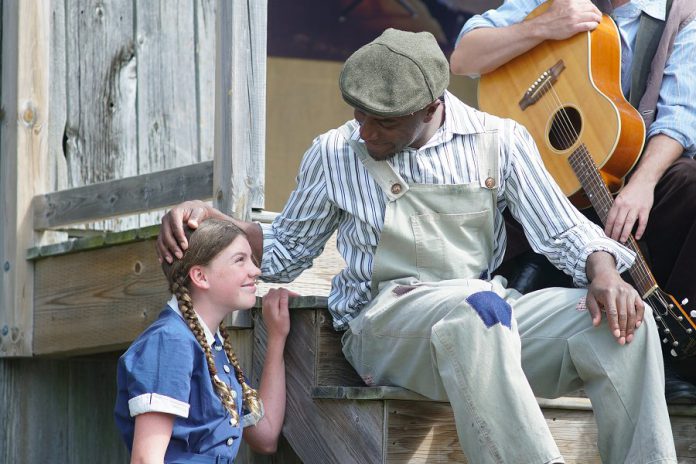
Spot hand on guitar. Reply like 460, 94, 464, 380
586, 251, 645, 345
536, 0, 603, 40
605, 179, 655, 243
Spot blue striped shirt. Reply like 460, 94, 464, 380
457, 0, 696, 157
260, 92, 635, 330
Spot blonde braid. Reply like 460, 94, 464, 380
172, 275, 241, 426
219, 324, 264, 423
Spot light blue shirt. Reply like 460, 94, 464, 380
458, 0, 696, 156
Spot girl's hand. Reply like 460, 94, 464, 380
262, 288, 296, 339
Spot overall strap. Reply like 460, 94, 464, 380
337, 121, 409, 201
477, 115, 500, 190
629, 0, 673, 108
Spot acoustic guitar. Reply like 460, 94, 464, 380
478, 1, 696, 358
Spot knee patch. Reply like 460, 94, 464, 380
466, 291, 512, 329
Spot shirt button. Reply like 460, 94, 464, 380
214, 343, 222, 351
484, 177, 495, 189
391, 183, 402, 195
231, 389, 237, 399
223, 365, 231, 373
227, 437, 234, 446
230, 418, 235, 425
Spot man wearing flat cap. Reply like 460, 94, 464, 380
158, 29, 676, 463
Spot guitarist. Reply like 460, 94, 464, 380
451, 0, 696, 402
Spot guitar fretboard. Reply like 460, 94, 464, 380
567, 144, 657, 297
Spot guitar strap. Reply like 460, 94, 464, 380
629, 0, 674, 108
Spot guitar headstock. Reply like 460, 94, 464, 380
647, 289, 696, 359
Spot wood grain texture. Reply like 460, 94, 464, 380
316, 308, 365, 387
64, 0, 138, 232
254, 309, 384, 463
33, 161, 214, 229
33, 239, 167, 355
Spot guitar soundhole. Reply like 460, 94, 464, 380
548, 106, 582, 151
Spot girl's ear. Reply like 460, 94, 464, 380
188, 265, 210, 290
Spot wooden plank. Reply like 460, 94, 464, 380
386, 400, 696, 463
68, 353, 130, 462
33, 239, 167, 355
0, 358, 70, 462
0, 0, 53, 357
316, 308, 365, 387
253, 308, 384, 463
64, 0, 137, 232
135, 0, 203, 228
33, 161, 214, 230
195, 0, 216, 164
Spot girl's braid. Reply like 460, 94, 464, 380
219, 324, 264, 423
172, 275, 241, 426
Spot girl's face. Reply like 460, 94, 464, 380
201, 235, 261, 311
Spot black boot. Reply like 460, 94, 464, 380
664, 361, 696, 404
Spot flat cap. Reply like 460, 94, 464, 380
340, 28, 449, 117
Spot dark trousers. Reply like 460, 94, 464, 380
501, 157, 696, 382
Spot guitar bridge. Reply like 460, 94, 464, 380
519, 60, 566, 110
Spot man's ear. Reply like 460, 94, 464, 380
423, 99, 441, 122
188, 265, 210, 290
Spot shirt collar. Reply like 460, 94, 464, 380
612, 0, 666, 21
441, 90, 485, 136
167, 294, 222, 346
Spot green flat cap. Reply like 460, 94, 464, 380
340, 28, 449, 117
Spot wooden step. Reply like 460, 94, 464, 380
251, 301, 696, 463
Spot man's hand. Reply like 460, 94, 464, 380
586, 252, 644, 345
536, 0, 602, 40
157, 200, 222, 264
604, 179, 655, 242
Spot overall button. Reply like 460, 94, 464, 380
484, 177, 495, 189
223, 365, 231, 373
391, 183, 402, 195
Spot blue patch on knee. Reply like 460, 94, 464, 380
466, 291, 512, 329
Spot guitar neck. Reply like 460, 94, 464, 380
567, 145, 658, 297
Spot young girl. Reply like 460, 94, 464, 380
115, 218, 292, 463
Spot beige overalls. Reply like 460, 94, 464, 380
340, 120, 676, 464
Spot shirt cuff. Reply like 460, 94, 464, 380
128, 393, 190, 418
574, 239, 636, 286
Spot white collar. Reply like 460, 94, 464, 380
167, 295, 223, 347
613, 0, 666, 21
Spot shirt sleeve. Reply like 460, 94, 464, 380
260, 136, 341, 282
501, 121, 636, 286
121, 333, 195, 418
647, 18, 696, 157
456, 0, 544, 47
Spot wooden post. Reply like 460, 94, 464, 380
214, 0, 267, 328
0, 0, 51, 357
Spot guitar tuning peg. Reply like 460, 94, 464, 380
687, 328, 693, 334
677, 316, 684, 321
670, 349, 678, 357
662, 338, 669, 344
682, 298, 689, 305
672, 341, 679, 347
690, 310, 696, 318
668, 304, 674, 309
654, 315, 662, 321
663, 328, 671, 334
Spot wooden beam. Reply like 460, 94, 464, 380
0, 0, 51, 357
32, 161, 214, 230
214, 0, 267, 328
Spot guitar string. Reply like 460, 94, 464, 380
534, 81, 686, 346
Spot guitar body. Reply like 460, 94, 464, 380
478, 2, 645, 208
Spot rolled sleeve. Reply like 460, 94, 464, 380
121, 334, 194, 419
456, 0, 543, 46
647, 19, 696, 158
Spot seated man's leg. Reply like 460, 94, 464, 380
343, 279, 562, 464
515, 287, 677, 464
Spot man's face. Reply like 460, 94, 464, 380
354, 107, 430, 160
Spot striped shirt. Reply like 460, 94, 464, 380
457, 0, 696, 157
260, 92, 635, 330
